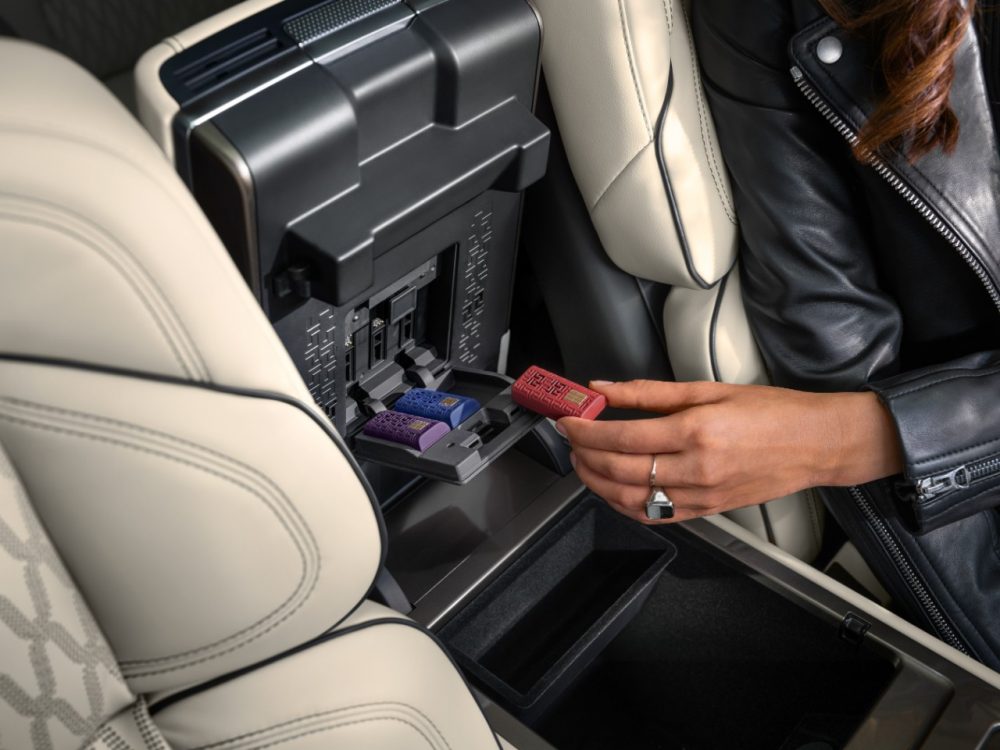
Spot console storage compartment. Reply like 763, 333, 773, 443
352, 368, 542, 483
440, 496, 676, 718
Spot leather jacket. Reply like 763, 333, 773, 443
693, 1, 1000, 667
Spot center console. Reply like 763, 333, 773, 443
139, 1, 1000, 747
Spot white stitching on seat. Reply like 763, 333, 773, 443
678, 2, 737, 224
0, 399, 322, 676
590, 142, 654, 212
0, 198, 205, 380
617, 0, 652, 138
195, 702, 452, 750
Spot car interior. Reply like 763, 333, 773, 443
1, 0, 1000, 748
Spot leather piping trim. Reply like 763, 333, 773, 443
707, 271, 727, 383
636, 278, 671, 360
149, 617, 504, 750
656, 67, 714, 290
706, 275, 778, 544
0, 353, 388, 579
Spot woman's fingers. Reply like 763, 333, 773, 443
589, 379, 728, 413
571, 456, 707, 525
571, 445, 696, 488
558, 414, 689, 454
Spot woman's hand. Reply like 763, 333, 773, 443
557, 380, 903, 524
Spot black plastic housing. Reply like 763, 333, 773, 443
165, 0, 548, 488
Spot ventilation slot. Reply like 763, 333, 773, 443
176, 30, 281, 94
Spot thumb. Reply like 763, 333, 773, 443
588, 379, 725, 413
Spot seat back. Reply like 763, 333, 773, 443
533, 0, 824, 560
0, 37, 383, 745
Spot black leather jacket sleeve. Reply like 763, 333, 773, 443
693, 3, 1000, 533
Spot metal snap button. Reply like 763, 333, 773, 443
817, 36, 843, 64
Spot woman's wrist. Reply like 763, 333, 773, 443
813, 391, 904, 487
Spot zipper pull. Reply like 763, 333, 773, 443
790, 66, 804, 82
915, 466, 970, 501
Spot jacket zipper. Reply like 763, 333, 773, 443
916, 456, 1000, 501
791, 66, 1000, 314
791, 64, 981, 655
848, 487, 969, 652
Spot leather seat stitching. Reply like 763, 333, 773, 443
195, 702, 451, 750
0, 191, 210, 381
224, 716, 439, 750
0, 399, 318, 664
662, 0, 673, 33
0, 406, 321, 674
4, 192, 210, 381
590, 142, 654, 212
0, 122, 303, 384
617, 0, 652, 137
679, 2, 737, 224
0, 398, 320, 558
0, 206, 199, 380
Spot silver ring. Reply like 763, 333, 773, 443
649, 454, 658, 487
645, 487, 675, 521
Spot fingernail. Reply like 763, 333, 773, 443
590, 380, 614, 387
554, 420, 567, 436
569, 452, 577, 469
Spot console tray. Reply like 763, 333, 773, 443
351, 368, 543, 484
439, 496, 675, 718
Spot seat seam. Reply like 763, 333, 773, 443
210, 715, 440, 750
0, 396, 319, 544
0, 192, 210, 381
0, 123, 311, 390
678, 1, 737, 224
618, 0, 652, 138
0, 406, 321, 675
662, 0, 673, 33
0, 205, 199, 380
590, 141, 654, 212
195, 702, 451, 750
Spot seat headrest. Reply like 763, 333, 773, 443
534, 0, 738, 290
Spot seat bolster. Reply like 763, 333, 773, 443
153, 601, 502, 750
535, 0, 737, 288
663, 270, 825, 561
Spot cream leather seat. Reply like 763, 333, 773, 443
533, 0, 825, 561
0, 38, 505, 750
0, 0, 242, 112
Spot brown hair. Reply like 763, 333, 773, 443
819, 0, 975, 162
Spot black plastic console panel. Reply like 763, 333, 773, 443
162, 0, 548, 487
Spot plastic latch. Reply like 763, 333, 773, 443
839, 612, 871, 646
360, 398, 387, 417
405, 365, 435, 388
272, 263, 314, 299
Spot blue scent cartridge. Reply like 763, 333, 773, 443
393, 388, 481, 428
